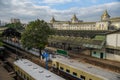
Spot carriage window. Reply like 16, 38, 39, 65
66, 69, 70, 73
73, 72, 77, 76
24, 74, 26, 79
26, 76, 28, 80
21, 72, 23, 77
60, 67, 64, 70
27, 76, 29, 80
17, 71, 19, 74
20, 71, 22, 76
80, 75, 85, 80
19, 71, 21, 75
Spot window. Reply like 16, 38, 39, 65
73, 72, 77, 76
20, 71, 22, 76
115, 50, 120, 55
80, 75, 85, 80
89, 79, 92, 80
26, 76, 29, 80
25, 75, 28, 80
24, 74, 26, 79
66, 69, 70, 73
17, 70, 19, 74
94, 51, 96, 54
53, 64, 55, 67
21, 72, 23, 77
106, 48, 114, 54
60, 67, 64, 70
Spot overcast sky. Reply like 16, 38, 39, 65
0, 0, 120, 23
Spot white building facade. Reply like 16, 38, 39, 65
49, 10, 120, 31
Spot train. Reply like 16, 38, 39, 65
13, 59, 65, 80
6, 41, 120, 80
52, 55, 120, 80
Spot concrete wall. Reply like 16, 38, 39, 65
106, 34, 117, 47
91, 50, 106, 59
106, 53, 120, 62
106, 33, 120, 48
106, 33, 120, 62
118, 34, 120, 47
82, 50, 90, 55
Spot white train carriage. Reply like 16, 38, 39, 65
14, 59, 65, 80
52, 55, 120, 80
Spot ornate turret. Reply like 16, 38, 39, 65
101, 10, 110, 21
50, 16, 56, 23
71, 14, 78, 23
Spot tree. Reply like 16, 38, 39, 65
21, 19, 53, 57
2, 28, 21, 38
5, 22, 24, 31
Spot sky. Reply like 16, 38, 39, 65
0, 0, 120, 23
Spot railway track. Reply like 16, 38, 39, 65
3, 41, 120, 73
4, 48, 51, 68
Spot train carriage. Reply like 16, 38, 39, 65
13, 59, 65, 80
52, 55, 120, 80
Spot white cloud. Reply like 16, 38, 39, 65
50, 2, 120, 21
42, 0, 76, 4
0, 0, 120, 23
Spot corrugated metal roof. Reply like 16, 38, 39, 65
48, 36, 105, 49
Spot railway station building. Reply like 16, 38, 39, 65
47, 10, 120, 62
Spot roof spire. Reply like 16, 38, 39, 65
103, 10, 110, 17
71, 14, 78, 23
50, 16, 55, 23
101, 9, 110, 21
72, 14, 78, 20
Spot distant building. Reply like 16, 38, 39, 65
49, 10, 120, 31
11, 18, 20, 23
0, 20, 7, 26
